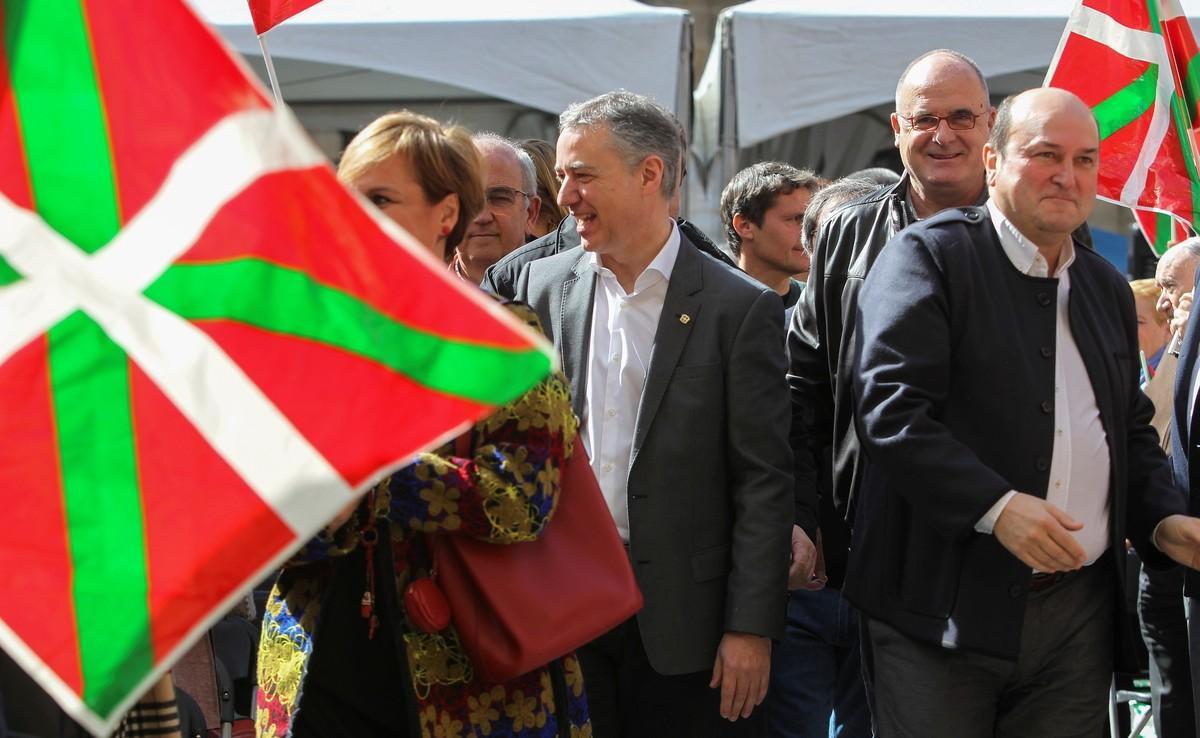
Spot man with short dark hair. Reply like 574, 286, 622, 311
515, 91, 796, 737
452, 133, 540, 284
720, 162, 821, 309
851, 86, 1200, 736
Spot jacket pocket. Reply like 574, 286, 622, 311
691, 543, 731, 582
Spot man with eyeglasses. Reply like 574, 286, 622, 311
452, 133, 541, 284
784, 48, 994, 730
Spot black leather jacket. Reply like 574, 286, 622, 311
788, 173, 923, 536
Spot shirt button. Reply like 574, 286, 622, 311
1054, 480, 1062, 488
611, 354, 619, 361
602, 463, 613, 473
607, 409, 617, 417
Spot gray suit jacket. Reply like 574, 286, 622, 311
514, 236, 793, 675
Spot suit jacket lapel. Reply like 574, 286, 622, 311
1175, 270, 1200, 451
560, 253, 596, 423
632, 240, 703, 456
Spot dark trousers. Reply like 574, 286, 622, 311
868, 563, 1114, 738
578, 616, 765, 738
766, 588, 872, 738
1138, 564, 1196, 737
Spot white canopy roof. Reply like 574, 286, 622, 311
694, 0, 1200, 158
188, 0, 692, 116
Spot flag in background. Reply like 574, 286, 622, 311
0, 0, 552, 734
1135, 207, 1193, 254
1046, 0, 1200, 252
247, 0, 323, 35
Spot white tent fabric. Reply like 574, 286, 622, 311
188, 0, 692, 117
687, 0, 1200, 239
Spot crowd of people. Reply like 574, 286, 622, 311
12, 45, 1200, 738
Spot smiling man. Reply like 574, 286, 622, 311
848, 87, 1200, 737
720, 162, 821, 309
515, 91, 795, 738
452, 133, 540, 284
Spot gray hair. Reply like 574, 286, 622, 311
802, 178, 878, 254
896, 49, 990, 110
1176, 236, 1200, 260
474, 132, 537, 199
559, 91, 680, 199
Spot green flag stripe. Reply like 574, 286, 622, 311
4, 0, 121, 252
1093, 66, 1158, 140
146, 259, 550, 404
1165, 90, 1200, 230
1155, 213, 1172, 255
1183, 53, 1200, 118
48, 313, 152, 714
0, 255, 20, 286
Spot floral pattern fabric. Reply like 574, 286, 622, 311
256, 304, 590, 738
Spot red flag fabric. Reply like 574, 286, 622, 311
1046, 0, 1200, 256
0, 0, 551, 734
247, 0, 322, 35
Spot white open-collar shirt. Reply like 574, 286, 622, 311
975, 200, 1111, 566
580, 220, 681, 542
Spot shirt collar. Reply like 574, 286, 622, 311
587, 219, 681, 291
987, 199, 1075, 278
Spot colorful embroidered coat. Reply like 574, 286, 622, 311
255, 306, 590, 738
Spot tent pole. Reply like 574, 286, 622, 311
258, 34, 284, 105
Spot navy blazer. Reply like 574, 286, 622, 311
848, 207, 1185, 666
1171, 265, 1200, 595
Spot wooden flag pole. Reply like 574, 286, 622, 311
257, 33, 284, 105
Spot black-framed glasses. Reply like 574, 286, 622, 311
899, 110, 983, 132
485, 186, 532, 208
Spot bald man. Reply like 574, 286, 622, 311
849, 88, 1200, 736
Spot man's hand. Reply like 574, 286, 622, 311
1170, 292, 1193, 339
787, 525, 825, 590
993, 492, 1086, 572
1154, 514, 1200, 570
709, 632, 771, 720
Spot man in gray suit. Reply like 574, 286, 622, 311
514, 92, 797, 737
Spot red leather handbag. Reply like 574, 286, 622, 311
431, 433, 643, 683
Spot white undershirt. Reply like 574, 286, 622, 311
580, 220, 680, 541
975, 201, 1111, 565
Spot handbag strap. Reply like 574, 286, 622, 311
454, 426, 472, 460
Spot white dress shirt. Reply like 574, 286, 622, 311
975, 201, 1111, 565
581, 221, 681, 541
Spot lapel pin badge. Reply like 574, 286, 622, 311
678, 313, 691, 325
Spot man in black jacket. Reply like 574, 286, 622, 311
787, 48, 995, 531
851, 86, 1200, 737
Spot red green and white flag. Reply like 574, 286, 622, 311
247, 0, 323, 35
1046, 0, 1200, 254
1135, 207, 1193, 254
0, 1, 553, 734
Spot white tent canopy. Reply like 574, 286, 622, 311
687, 0, 1200, 238
189, 0, 692, 118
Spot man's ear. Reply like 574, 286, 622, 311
525, 195, 542, 237
984, 142, 999, 187
732, 212, 755, 242
639, 154, 665, 195
890, 112, 902, 149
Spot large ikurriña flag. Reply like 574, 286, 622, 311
0, 0, 553, 734
1046, 0, 1200, 256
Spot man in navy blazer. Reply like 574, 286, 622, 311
851, 88, 1200, 736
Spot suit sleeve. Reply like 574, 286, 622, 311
853, 230, 1013, 540
724, 288, 794, 638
